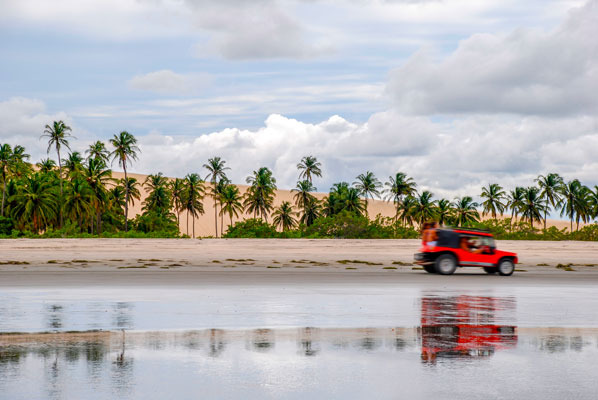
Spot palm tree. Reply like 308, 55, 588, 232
82, 158, 113, 234
170, 178, 186, 226
300, 197, 321, 226
398, 195, 417, 226
480, 183, 506, 220
215, 177, 230, 237
292, 180, 317, 221
297, 156, 322, 183
589, 186, 598, 222
412, 190, 436, 227
183, 173, 205, 238
64, 178, 94, 231
9, 174, 58, 233
219, 184, 244, 231
559, 179, 591, 231
120, 177, 141, 208
0, 143, 13, 216
86, 141, 110, 163
63, 152, 84, 176
244, 167, 277, 221
203, 157, 230, 238
453, 196, 480, 226
144, 173, 168, 194
506, 187, 525, 224
324, 182, 366, 216
36, 158, 57, 174
353, 171, 382, 218
536, 173, 564, 229
143, 182, 172, 215
435, 199, 453, 226
10, 145, 31, 178
110, 131, 140, 232
272, 201, 298, 232
384, 172, 416, 221
42, 120, 72, 228
520, 186, 546, 226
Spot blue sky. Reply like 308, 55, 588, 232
0, 0, 596, 201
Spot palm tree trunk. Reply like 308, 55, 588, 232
186, 211, 189, 236
1, 171, 6, 216
365, 198, 369, 219
57, 148, 63, 228
123, 163, 129, 232
220, 202, 224, 237
213, 187, 218, 238
193, 215, 195, 239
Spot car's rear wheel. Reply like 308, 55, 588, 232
497, 258, 515, 276
483, 267, 498, 274
435, 254, 457, 275
423, 265, 436, 274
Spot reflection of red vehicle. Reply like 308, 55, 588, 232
420, 295, 517, 363
414, 227, 518, 275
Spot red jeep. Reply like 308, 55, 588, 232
414, 227, 518, 276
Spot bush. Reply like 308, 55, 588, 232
0, 216, 14, 235
132, 212, 179, 235
304, 211, 419, 239
223, 218, 279, 238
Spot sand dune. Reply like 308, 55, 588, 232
115, 172, 577, 237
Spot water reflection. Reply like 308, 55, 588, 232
419, 295, 517, 363
45, 304, 64, 330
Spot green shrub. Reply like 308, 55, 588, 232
223, 218, 280, 238
0, 216, 14, 235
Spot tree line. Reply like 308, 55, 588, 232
1, 120, 597, 238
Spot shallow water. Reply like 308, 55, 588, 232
1, 286, 597, 399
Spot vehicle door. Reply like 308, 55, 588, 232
458, 235, 496, 267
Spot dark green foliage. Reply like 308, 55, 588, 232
0, 216, 14, 235
223, 218, 279, 238
133, 211, 178, 235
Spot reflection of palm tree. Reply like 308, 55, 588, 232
208, 329, 226, 357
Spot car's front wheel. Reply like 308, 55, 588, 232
435, 254, 457, 275
497, 258, 515, 276
423, 265, 436, 274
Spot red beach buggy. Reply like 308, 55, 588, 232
414, 227, 518, 276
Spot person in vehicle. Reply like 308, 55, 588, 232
422, 222, 438, 248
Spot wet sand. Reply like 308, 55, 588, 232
0, 238, 597, 287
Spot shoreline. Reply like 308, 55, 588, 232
1, 238, 597, 287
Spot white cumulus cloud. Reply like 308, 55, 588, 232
388, 0, 598, 116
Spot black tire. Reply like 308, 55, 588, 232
423, 265, 436, 274
497, 258, 515, 276
483, 267, 498, 274
435, 254, 457, 275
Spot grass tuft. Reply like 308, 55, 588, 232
556, 263, 575, 271
345, 267, 357, 270
0, 260, 30, 265
267, 266, 281, 269
411, 267, 424, 270
337, 260, 382, 266
392, 261, 411, 266
536, 263, 549, 266
117, 266, 148, 269
383, 266, 397, 270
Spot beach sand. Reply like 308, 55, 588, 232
1, 238, 597, 287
